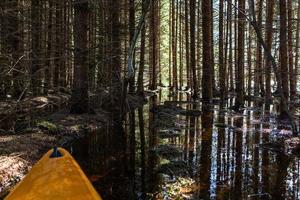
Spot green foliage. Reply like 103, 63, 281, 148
36, 120, 58, 133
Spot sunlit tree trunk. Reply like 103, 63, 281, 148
171, 0, 178, 90
190, 0, 199, 98
179, 1, 183, 89
185, 0, 190, 89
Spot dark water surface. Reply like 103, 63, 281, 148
69, 90, 300, 200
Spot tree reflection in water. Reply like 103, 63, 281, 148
70, 90, 300, 200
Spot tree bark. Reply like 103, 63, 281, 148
235, 0, 245, 109
295, 0, 300, 92
137, 0, 147, 95
171, 0, 178, 90
254, 0, 263, 96
265, 0, 274, 102
129, 0, 136, 93
185, 0, 190, 89
70, 0, 89, 114
219, 0, 225, 100
31, 0, 42, 96
149, 0, 158, 90
190, 0, 199, 98
288, 0, 296, 97
279, 0, 289, 107
202, 0, 213, 102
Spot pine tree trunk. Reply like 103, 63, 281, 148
247, 23, 252, 96
288, 0, 296, 97
45, 0, 53, 94
202, 0, 213, 102
279, 0, 289, 103
9, 0, 22, 98
31, 0, 42, 96
190, 0, 198, 98
295, 0, 300, 92
219, 0, 225, 100
254, 0, 263, 96
171, 0, 178, 90
70, 0, 89, 114
235, 0, 245, 109
265, 0, 274, 102
185, 0, 190, 89
129, 0, 136, 93
149, 0, 158, 90
137, 0, 147, 95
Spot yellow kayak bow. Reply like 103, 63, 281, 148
5, 148, 102, 200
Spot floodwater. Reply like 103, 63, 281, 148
69, 90, 300, 200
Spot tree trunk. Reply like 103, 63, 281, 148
190, 0, 198, 98
70, 0, 89, 114
149, 0, 158, 90
295, 0, 300, 92
219, 0, 225, 100
279, 0, 289, 112
288, 0, 296, 97
235, 0, 245, 110
254, 0, 263, 96
171, 0, 178, 90
110, 0, 122, 114
31, 0, 42, 96
228, 0, 234, 92
45, 0, 53, 94
247, 23, 252, 96
8, 0, 22, 98
137, 0, 147, 96
129, 0, 136, 93
185, 0, 190, 89
210, 0, 215, 94
202, 0, 213, 102
265, 0, 274, 103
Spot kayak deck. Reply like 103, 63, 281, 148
5, 148, 102, 200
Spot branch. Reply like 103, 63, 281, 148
126, 0, 151, 79
227, 0, 298, 134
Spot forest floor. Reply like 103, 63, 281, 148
0, 92, 147, 198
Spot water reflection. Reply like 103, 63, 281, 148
69, 90, 300, 200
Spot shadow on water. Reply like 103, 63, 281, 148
69, 89, 300, 200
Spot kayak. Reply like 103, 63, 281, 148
5, 147, 102, 200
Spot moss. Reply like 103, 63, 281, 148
36, 120, 58, 133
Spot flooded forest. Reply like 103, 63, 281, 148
1, 0, 300, 199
